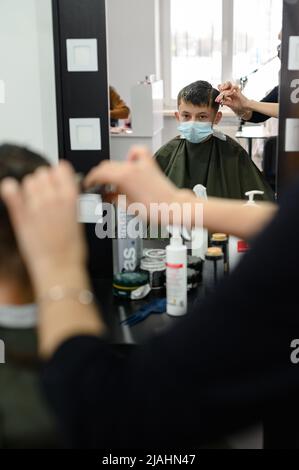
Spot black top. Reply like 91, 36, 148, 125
42, 180, 299, 449
249, 86, 279, 123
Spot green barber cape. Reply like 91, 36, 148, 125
155, 134, 274, 201
0, 327, 62, 448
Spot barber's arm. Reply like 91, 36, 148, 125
249, 86, 279, 123
245, 101, 279, 119
217, 82, 279, 120
85, 147, 277, 241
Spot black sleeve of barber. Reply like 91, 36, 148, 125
41, 179, 299, 449
249, 86, 279, 123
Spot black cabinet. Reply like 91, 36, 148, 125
52, 0, 113, 283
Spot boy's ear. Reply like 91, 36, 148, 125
175, 111, 180, 121
214, 111, 222, 125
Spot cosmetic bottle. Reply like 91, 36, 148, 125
204, 247, 224, 295
192, 184, 208, 260
229, 191, 264, 271
166, 230, 187, 317
115, 204, 143, 273
211, 233, 229, 275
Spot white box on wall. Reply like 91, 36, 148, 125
288, 36, 299, 71
69, 118, 102, 151
67, 39, 99, 72
285, 118, 299, 152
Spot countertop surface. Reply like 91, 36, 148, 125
91, 278, 204, 346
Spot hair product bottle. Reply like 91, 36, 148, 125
204, 247, 224, 295
229, 191, 264, 271
114, 206, 144, 274
211, 233, 229, 275
166, 231, 187, 317
192, 185, 208, 260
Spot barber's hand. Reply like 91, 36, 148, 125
217, 82, 250, 117
84, 147, 186, 217
0, 162, 86, 286
218, 81, 235, 93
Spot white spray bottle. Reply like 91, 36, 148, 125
229, 190, 264, 271
166, 227, 187, 317
192, 185, 208, 260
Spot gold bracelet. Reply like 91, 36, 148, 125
38, 286, 94, 306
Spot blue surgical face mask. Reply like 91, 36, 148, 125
178, 121, 213, 144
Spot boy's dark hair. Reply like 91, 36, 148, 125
177, 80, 220, 113
0, 144, 50, 281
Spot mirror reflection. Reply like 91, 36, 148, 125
107, 0, 282, 201
0, 0, 58, 164
2, 0, 299, 453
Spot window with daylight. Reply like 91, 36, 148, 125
162, 0, 283, 106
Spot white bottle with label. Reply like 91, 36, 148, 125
166, 231, 187, 317
229, 191, 264, 271
192, 185, 208, 260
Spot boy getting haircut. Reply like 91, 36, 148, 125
177, 80, 220, 111
155, 80, 274, 201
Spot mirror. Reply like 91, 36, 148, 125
0, 0, 289, 201
0, 0, 112, 280
0, 0, 58, 164
107, 0, 283, 202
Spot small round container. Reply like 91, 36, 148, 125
204, 247, 224, 294
205, 247, 224, 261
211, 233, 229, 274
113, 272, 149, 300
143, 249, 166, 260
140, 256, 166, 290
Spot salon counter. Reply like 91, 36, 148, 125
110, 130, 163, 161
91, 277, 203, 346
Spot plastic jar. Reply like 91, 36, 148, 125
140, 257, 166, 290
113, 272, 149, 300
